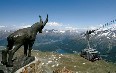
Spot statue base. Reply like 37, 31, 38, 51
0, 56, 35, 73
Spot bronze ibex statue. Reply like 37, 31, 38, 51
1, 14, 48, 67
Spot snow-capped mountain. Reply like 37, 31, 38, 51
43, 29, 79, 34
83, 26, 116, 40
0, 26, 116, 62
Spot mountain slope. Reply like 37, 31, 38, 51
31, 50, 116, 73
0, 28, 116, 63
13, 49, 116, 73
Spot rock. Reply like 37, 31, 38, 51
12, 56, 35, 72
0, 56, 35, 73
15, 56, 40, 73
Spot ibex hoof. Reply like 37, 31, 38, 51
6, 63, 13, 67
28, 54, 31, 57
28, 55, 31, 57
1, 61, 7, 65
6, 62, 13, 67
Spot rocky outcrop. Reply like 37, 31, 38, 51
0, 56, 35, 73
15, 56, 40, 73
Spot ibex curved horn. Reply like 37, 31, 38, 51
39, 15, 43, 23
43, 14, 48, 26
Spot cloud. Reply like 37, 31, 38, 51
89, 26, 97, 30
112, 24, 116, 27
20, 25, 31, 28
65, 26, 78, 30
0, 25, 5, 28
0, 24, 32, 30
3, 21, 113, 32
46, 22, 62, 26
46, 21, 86, 31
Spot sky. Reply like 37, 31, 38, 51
0, 0, 116, 30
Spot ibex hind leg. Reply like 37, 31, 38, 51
7, 44, 22, 67
1, 43, 13, 65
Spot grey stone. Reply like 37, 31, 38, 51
0, 56, 35, 73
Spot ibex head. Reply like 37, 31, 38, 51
38, 14, 48, 33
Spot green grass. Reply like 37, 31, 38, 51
14, 49, 116, 73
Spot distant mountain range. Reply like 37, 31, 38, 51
0, 27, 116, 62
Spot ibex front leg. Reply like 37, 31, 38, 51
28, 42, 34, 57
24, 44, 28, 56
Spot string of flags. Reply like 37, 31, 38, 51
96, 19, 116, 30
86, 19, 116, 35
103, 19, 116, 27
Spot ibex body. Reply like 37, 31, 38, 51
1, 14, 48, 67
